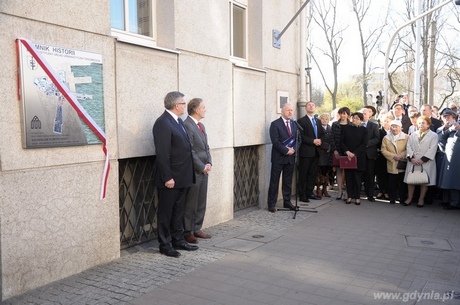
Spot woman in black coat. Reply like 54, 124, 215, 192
341, 112, 368, 205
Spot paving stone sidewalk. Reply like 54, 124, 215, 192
1, 199, 319, 305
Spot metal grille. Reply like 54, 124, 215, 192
234, 146, 259, 211
119, 156, 157, 249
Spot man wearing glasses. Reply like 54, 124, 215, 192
153, 91, 198, 257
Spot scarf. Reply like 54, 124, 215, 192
418, 129, 429, 142
387, 131, 404, 152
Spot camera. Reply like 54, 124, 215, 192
376, 91, 383, 106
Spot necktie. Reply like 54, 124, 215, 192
178, 117, 187, 133
286, 120, 292, 136
312, 117, 317, 138
198, 122, 204, 134
362, 122, 367, 128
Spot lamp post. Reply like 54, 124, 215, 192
383, 0, 460, 110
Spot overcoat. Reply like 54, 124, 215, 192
381, 133, 409, 175
437, 127, 460, 190
404, 130, 438, 186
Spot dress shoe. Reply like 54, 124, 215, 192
283, 203, 297, 211
309, 195, 321, 200
299, 197, 310, 203
355, 199, 361, 205
416, 204, 424, 208
268, 207, 276, 213
194, 231, 212, 239
336, 192, 344, 200
160, 247, 181, 258
174, 243, 199, 251
367, 197, 375, 202
185, 234, 198, 244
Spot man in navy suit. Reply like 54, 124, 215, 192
392, 103, 412, 134
183, 98, 213, 243
297, 101, 323, 202
153, 91, 198, 257
267, 103, 297, 212
361, 108, 380, 202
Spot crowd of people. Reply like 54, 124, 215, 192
268, 97, 460, 212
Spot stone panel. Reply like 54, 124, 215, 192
115, 44, 178, 159
0, 163, 119, 299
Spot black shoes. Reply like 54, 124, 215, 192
283, 203, 297, 211
174, 243, 199, 251
309, 195, 321, 200
299, 197, 310, 203
160, 247, 181, 258
367, 197, 375, 202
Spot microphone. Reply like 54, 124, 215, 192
292, 120, 304, 131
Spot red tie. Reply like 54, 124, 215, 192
198, 122, 204, 134
286, 120, 292, 136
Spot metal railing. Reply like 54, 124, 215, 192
234, 146, 259, 211
119, 156, 157, 249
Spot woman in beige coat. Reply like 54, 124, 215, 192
381, 120, 409, 204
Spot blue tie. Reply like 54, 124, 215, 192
311, 117, 317, 138
178, 117, 187, 134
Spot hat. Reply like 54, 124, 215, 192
442, 109, 457, 117
389, 120, 402, 127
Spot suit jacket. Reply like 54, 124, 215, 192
269, 117, 297, 164
152, 111, 195, 188
183, 116, 212, 174
364, 120, 379, 159
430, 117, 442, 132
341, 124, 368, 171
297, 114, 324, 158
395, 115, 412, 134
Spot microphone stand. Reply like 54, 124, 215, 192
277, 121, 318, 218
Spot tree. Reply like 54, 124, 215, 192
308, 0, 347, 110
350, 0, 389, 105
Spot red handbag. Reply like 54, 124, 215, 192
333, 154, 340, 166
339, 156, 357, 169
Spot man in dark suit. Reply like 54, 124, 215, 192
183, 98, 213, 243
297, 101, 323, 202
267, 103, 297, 212
361, 108, 380, 202
421, 104, 442, 132
392, 103, 412, 134
152, 91, 198, 257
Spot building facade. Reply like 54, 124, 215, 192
0, 0, 305, 300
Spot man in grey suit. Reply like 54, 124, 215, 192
361, 108, 380, 202
183, 98, 213, 244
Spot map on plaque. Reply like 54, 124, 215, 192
17, 42, 105, 148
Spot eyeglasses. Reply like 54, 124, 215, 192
177, 102, 186, 105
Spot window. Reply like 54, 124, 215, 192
230, 1, 247, 61
110, 0, 156, 46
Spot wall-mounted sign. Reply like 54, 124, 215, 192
17, 41, 105, 148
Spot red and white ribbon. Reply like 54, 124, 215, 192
17, 38, 110, 200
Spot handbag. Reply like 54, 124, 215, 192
396, 160, 407, 170
406, 164, 430, 185
332, 154, 340, 166
339, 156, 357, 169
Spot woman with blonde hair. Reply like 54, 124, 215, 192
403, 115, 438, 207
